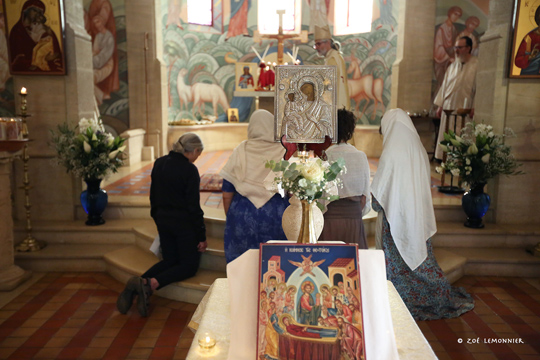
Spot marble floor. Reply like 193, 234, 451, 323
0, 273, 539, 359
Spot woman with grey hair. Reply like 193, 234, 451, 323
117, 132, 207, 317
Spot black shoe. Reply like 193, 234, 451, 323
136, 277, 153, 317
116, 276, 139, 314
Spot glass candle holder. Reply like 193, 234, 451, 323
198, 331, 216, 351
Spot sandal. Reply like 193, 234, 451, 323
116, 276, 139, 314
136, 277, 153, 317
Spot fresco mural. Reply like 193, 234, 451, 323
83, 0, 129, 136
0, 0, 15, 117
161, 0, 397, 125
431, 0, 489, 107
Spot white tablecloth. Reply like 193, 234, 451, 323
187, 249, 437, 360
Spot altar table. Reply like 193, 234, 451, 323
186, 249, 437, 360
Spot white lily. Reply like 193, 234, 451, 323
109, 149, 120, 159
83, 141, 92, 153
482, 154, 490, 163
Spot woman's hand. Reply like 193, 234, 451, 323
197, 240, 208, 252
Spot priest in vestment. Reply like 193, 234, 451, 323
314, 25, 350, 110
434, 36, 478, 160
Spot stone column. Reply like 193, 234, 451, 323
125, 0, 167, 157
390, 0, 436, 112
475, 0, 540, 224
0, 157, 31, 291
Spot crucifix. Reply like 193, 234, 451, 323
253, 9, 308, 65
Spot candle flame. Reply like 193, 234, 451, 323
21, 87, 27, 95
205, 336, 210, 343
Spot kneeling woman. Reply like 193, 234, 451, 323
220, 110, 289, 263
371, 109, 474, 321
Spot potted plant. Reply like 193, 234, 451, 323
51, 117, 126, 225
437, 121, 523, 228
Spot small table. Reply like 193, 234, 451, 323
186, 279, 437, 360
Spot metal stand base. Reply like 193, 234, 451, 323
438, 185, 465, 194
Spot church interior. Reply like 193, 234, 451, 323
0, 0, 539, 359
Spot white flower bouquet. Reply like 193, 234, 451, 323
436, 121, 522, 188
51, 117, 126, 180
265, 157, 346, 209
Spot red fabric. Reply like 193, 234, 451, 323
515, 30, 540, 69
278, 335, 340, 360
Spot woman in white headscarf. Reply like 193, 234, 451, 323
220, 110, 288, 263
319, 109, 371, 247
371, 109, 474, 321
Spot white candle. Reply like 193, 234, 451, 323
464, 98, 468, 109
20, 87, 27, 95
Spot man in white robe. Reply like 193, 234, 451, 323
434, 36, 478, 160
314, 25, 350, 110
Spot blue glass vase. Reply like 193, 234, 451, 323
80, 178, 108, 226
461, 182, 491, 229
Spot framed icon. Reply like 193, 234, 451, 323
235, 62, 258, 91
2, 0, 66, 75
228, 108, 239, 122
509, 0, 540, 78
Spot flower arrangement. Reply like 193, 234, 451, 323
265, 157, 346, 209
51, 117, 126, 180
437, 121, 522, 188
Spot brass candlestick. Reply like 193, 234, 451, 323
15, 89, 46, 252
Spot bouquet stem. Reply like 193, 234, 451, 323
297, 200, 318, 244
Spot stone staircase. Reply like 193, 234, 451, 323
14, 196, 540, 304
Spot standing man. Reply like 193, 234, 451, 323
314, 25, 350, 110
433, 36, 478, 161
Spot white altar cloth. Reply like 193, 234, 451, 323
187, 249, 437, 360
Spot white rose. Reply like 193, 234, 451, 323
298, 178, 308, 188
450, 168, 460, 176
300, 161, 324, 182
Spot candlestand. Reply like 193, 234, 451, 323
15, 92, 46, 252
438, 109, 466, 194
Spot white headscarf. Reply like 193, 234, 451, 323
220, 110, 285, 209
325, 143, 371, 216
371, 109, 437, 270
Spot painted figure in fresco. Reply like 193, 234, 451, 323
515, 6, 540, 76
264, 302, 282, 358
458, 16, 480, 56
0, 10, 10, 91
227, 0, 250, 39
282, 72, 332, 142
258, 299, 269, 357
238, 66, 254, 89
288, 254, 325, 276
309, 0, 329, 33
283, 286, 296, 317
8, 0, 63, 73
86, 0, 119, 105
433, 6, 462, 96
337, 317, 364, 360
166, 0, 183, 29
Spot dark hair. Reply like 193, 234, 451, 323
337, 108, 356, 143
460, 36, 473, 53
536, 6, 540, 26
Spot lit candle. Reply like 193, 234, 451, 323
21, 87, 27, 95
198, 332, 216, 351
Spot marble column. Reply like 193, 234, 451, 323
0, 156, 31, 291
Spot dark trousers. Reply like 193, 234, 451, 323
142, 217, 201, 289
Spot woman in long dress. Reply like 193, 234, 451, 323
220, 110, 289, 263
371, 108, 474, 320
319, 109, 371, 247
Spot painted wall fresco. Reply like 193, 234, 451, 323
431, 0, 489, 105
83, 0, 129, 136
161, 0, 397, 125
0, 1, 18, 116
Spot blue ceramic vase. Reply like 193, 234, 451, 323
461, 182, 490, 228
80, 178, 108, 226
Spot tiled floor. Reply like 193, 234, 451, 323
1, 273, 539, 359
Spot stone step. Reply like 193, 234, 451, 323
438, 247, 540, 278
14, 243, 127, 272
432, 248, 467, 284
104, 245, 226, 304
432, 222, 540, 248
434, 205, 494, 223
13, 218, 155, 245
